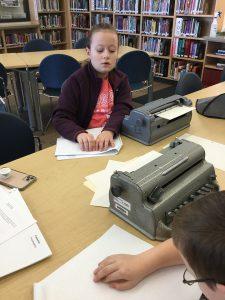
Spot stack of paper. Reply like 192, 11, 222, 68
84, 151, 162, 207
55, 128, 123, 160
155, 105, 195, 120
34, 225, 201, 300
0, 187, 52, 277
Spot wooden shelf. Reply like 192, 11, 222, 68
206, 53, 225, 60
142, 14, 174, 18
204, 64, 224, 70
174, 36, 205, 41
117, 32, 139, 36
40, 27, 66, 31
172, 56, 204, 62
148, 53, 170, 59
114, 13, 141, 16
91, 10, 113, 14
142, 34, 172, 39
176, 14, 214, 18
70, 11, 90, 14
71, 27, 90, 31
38, 11, 65, 14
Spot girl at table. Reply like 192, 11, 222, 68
52, 23, 133, 152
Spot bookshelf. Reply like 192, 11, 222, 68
37, 0, 69, 48
202, 36, 225, 86
68, 0, 216, 81
0, 0, 40, 53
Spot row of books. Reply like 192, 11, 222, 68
41, 30, 62, 43
91, 0, 113, 11
72, 29, 87, 44
114, 0, 139, 14
142, 37, 170, 56
39, 15, 62, 28
5, 33, 38, 46
72, 14, 90, 28
92, 14, 112, 25
142, 18, 171, 36
153, 58, 168, 77
70, 0, 89, 11
119, 35, 138, 47
116, 16, 138, 33
176, 0, 206, 15
174, 18, 201, 37
172, 38, 205, 59
37, 0, 60, 12
170, 60, 201, 80
142, 0, 172, 15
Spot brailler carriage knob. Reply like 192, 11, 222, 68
111, 186, 122, 197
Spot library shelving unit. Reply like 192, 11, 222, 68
37, 0, 69, 49
69, 0, 216, 81
169, 0, 217, 80
0, 0, 40, 53
202, 36, 225, 86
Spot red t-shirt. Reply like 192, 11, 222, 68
88, 78, 114, 128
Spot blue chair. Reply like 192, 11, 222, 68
117, 50, 154, 104
0, 112, 41, 164
74, 37, 89, 49
23, 39, 53, 52
221, 67, 225, 82
175, 72, 203, 96
39, 54, 81, 132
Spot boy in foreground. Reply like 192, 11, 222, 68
94, 191, 225, 300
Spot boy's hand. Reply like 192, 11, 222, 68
96, 130, 115, 151
93, 254, 146, 291
77, 132, 96, 151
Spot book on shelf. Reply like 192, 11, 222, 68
142, 0, 172, 15
142, 37, 170, 56
174, 17, 201, 37
119, 34, 138, 47
92, 14, 112, 25
37, 0, 60, 12
39, 14, 62, 28
172, 38, 204, 59
5, 33, 38, 46
116, 16, 137, 33
216, 63, 225, 69
71, 13, 89, 28
142, 18, 171, 36
170, 60, 201, 80
70, 0, 89, 11
72, 29, 88, 45
176, 0, 206, 15
41, 30, 62, 43
114, 0, 139, 14
153, 58, 169, 77
215, 50, 225, 56
91, 0, 113, 11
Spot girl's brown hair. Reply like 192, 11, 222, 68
87, 23, 118, 48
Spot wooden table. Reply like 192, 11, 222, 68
1, 83, 225, 299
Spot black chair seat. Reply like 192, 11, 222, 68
43, 88, 61, 97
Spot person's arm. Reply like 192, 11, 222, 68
103, 75, 133, 135
52, 78, 87, 141
93, 238, 183, 291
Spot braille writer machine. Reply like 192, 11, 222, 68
109, 139, 219, 241
122, 95, 193, 145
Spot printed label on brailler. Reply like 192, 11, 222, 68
115, 204, 128, 216
113, 196, 131, 211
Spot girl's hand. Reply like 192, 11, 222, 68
93, 254, 147, 291
96, 130, 115, 151
77, 132, 96, 151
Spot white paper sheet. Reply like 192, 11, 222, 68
55, 128, 122, 159
89, 151, 162, 207
179, 134, 225, 171
0, 223, 52, 278
34, 225, 201, 300
0, 187, 36, 245
155, 105, 195, 120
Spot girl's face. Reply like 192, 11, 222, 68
86, 30, 119, 78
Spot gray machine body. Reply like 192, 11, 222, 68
122, 95, 193, 145
109, 139, 219, 241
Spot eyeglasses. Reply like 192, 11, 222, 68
183, 268, 215, 286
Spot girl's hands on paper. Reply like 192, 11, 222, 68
95, 130, 115, 151
93, 254, 146, 291
77, 132, 96, 151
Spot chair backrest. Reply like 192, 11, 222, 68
0, 112, 35, 164
74, 37, 88, 49
221, 67, 225, 82
39, 54, 81, 89
23, 39, 54, 52
117, 50, 153, 84
175, 72, 203, 96
117, 50, 154, 102
0, 63, 7, 98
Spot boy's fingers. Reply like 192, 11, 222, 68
103, 270, 125, 283
93, 264, 118, 282
109, 280, 135, 291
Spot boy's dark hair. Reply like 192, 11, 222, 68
87, 23, 118, 49
172, 191, 225, 288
